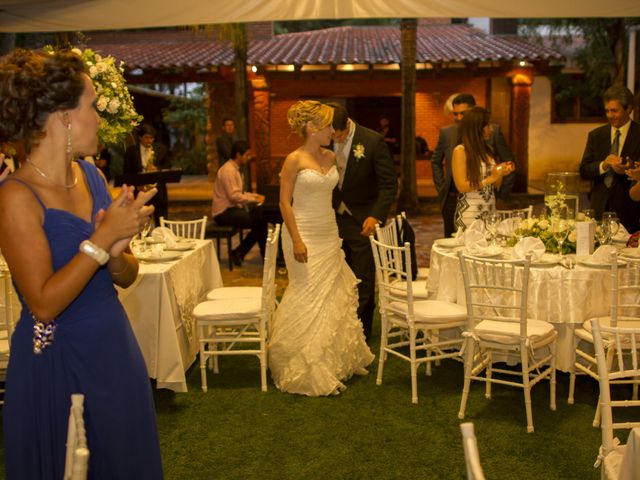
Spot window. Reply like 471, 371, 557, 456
550, 74, 604, 123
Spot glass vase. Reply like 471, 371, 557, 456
545, 172, 579, 219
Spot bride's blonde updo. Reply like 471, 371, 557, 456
287, 100, 333, 138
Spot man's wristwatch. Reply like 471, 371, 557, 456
79, 240, 109, 266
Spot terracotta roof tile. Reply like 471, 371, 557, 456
86, 24, 562, 71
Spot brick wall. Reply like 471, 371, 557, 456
267, 74, 489, 158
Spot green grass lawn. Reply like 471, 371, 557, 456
0, 337, 624, 480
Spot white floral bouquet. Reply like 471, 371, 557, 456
506, 216, 577, 254
44, 46, 142, 146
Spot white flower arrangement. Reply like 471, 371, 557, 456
353, 143, 365, 160
507, 215, 577, 254
44, 46, 142, 146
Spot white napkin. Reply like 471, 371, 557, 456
463, 229, 493, 255
497, 217, 517, 237
613, 223, 630, 242
151, 227, 177, 248
590, 245, 617, 264
513, 236, 545, 261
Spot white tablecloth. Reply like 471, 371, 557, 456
118, 240, 222, 392
427, 243, 613, 371
619, 427, 640, 480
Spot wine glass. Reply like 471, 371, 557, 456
552, 217, 570, 259
602, 211, 619, 243
140, 220, 152, 251
484, 211, 500, 246
595, 221, 611, 248
512, 211, 527, 243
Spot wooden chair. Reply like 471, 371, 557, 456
193, 224, 280, 392
0, 265, 15, 405
496, 205, 533, 219
568, 253, 640, 427
159, 216, 207, 240
591, 319, 640, 480
370, 236, 467, 404
460, 422, 486, 480
458, 251, 557, 433
63, 394, 89, 480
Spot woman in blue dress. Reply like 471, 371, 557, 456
0, 49, 163, 478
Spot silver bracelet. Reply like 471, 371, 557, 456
79, 240, 109, 266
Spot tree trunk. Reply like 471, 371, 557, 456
398, 19, 419, 211
233, 23, 249, 142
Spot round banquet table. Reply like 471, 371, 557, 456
426, 241, 614, 371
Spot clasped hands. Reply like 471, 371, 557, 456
603, 154, 634, 175
94, 185, 157, 258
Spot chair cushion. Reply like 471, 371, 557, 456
390, 280, 430, 299
582, 316, 640, 333
388, 300, 467, 323
416, 267, 430, 281
206, 286, 262, 301
474, 319, 556, 345
193, 298, 261, 321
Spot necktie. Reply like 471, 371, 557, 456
336, 143, 347, 189
604, 129, 620, 189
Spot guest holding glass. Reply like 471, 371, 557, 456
452, 106, 515, 230
0, 48, 163, 479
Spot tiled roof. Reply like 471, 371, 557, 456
86, 24, 562, 71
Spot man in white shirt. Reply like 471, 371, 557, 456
579, 85, 640, 233
211, 140, 266, 266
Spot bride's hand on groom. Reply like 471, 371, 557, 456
361, 217, 379, 237
293, 240, 308, 263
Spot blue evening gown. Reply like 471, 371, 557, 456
2, 161, 163, 479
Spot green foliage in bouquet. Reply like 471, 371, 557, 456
506, 217, 577, 254
44, 46, 142, 147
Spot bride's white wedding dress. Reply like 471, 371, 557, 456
269, 166, 374, 396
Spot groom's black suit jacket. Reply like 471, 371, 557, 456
579, 120, 640, 233
331, 124, 397, 226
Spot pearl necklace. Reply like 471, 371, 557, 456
26, 158, 77, 189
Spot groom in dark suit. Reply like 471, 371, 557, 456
579, 85, 640, 233
328, 103, 397, 340
431, 93, 515, 238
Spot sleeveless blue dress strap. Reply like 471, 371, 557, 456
1, 176, 47, 211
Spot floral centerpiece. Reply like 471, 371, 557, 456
44, 46, 142, 146
506, 216, 577, 254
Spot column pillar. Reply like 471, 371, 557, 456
509, 71, 533, 193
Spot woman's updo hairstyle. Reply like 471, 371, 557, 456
0, 48, 87, 154
287, 100, 333, 138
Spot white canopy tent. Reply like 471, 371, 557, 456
0, 0, 639, 32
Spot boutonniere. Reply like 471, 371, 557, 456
353, 143, 365, 160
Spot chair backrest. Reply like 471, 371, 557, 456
458, 252, 531, 339
591, 319, 640, 459
0, 265, 14, 342
159, 216, 207, 240
460, 422, 486, 480
611, 254, 640, 327
261, 224, 281, 315
370, 236, 415, 320
496, 205, 533, 220
375, 217, 398, 246
63, 394, 89, 480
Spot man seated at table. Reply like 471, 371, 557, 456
210, 140, 267, 266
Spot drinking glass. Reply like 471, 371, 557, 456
484, 211, 500, 246
602, 212, 619, 243
552, 216, 570, 259
512, 211, 527, 243
595, 221, 611, 247
140, 220, 152, 251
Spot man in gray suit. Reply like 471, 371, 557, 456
431, 93, 515, 237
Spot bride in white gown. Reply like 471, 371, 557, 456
269, 100, 374, 396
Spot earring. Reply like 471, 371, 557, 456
66, 123, 72, 156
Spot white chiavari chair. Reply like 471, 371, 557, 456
193, 224, 280, 392
160, 216, 207, 240
371, 236, 467, 404
63, 394, 89, 480
591, 319, 640, 480
460, 422, 486, 480
458, 251, 557, 433
568, 254, 640, 427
